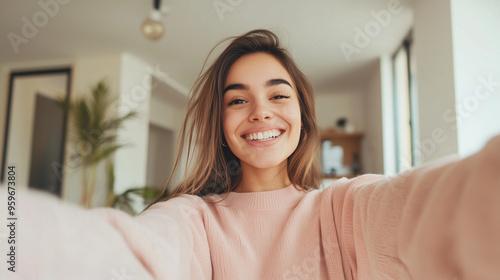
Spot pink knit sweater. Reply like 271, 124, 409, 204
137, 176, 386, 279
1, 135, 500, 279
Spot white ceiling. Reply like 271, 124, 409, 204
0, 0, 413, 93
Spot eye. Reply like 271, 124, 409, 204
271, 94, 291, 100
228, 98, 246, 105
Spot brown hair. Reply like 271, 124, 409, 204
150, 29, 321, 205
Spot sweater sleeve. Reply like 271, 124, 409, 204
330, 135, 500, 279
135, 196, 212, 279
0, 189, 207, 280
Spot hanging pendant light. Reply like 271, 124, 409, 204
141, 0, 170, 41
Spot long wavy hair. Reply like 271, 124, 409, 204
150, 29, 321, 205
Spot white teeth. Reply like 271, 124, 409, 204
244, 129, 282, 141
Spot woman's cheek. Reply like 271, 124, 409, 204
223, 111, 240, 139
282, 104, 301, 123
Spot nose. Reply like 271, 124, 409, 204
249, 100, 273, 122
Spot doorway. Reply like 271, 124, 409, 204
146, 123, 174, 191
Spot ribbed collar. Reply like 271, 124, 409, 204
207, 184, 307, 210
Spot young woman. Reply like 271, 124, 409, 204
139, 29, 500, 279
2, 29, 499, 280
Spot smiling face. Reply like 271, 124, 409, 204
222, 52, 302, 173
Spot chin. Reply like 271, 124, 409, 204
256, 162, 286, 170
243, 157, 288, 170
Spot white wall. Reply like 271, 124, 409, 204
315, 90, 365, 132
450, 0, 500, 157
412, 0, 459, 163
113, 53, 152, 197
149, 96, 185, 131
413, 0, 500, 162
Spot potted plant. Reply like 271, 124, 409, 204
57, 79, 136, 208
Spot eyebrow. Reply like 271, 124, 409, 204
266, 78, 292, 88
223, 78, 293, 94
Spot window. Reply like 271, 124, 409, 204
392, 34, 418, 172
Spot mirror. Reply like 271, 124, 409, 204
1, 68, 71, 196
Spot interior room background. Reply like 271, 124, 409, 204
1, 0, 499, 211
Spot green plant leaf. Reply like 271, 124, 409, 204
91, 80, 111, 133
106, 160, 115, 193
98, 135, 119, 146
101, 111, 138, 131
75, 100, 92, 135
111, 186, 161, 214
92, 144, 125, 164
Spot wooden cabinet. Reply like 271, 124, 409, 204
320, 130, 363, 178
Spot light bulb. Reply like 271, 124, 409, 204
141, 10, 164, 41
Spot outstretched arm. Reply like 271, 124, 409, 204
0, 189, 196, 279
332, 135, 500, 279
